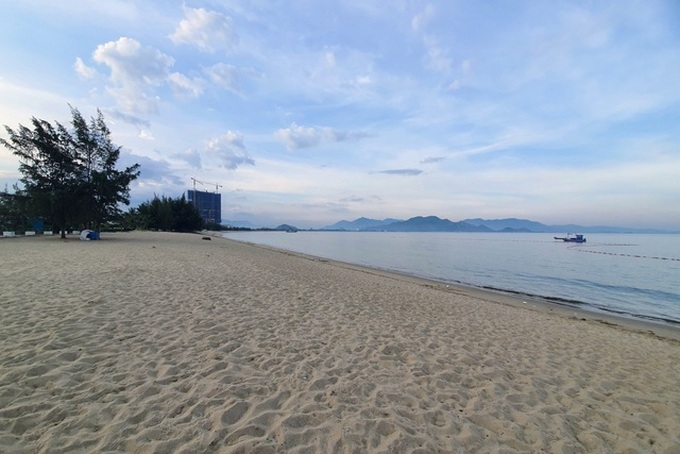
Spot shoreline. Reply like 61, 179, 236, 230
219, 232, 680, 342
2, 230, 680, 452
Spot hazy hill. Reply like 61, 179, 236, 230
464, 218, 670, 234
323, 216, 674, 233
464, 218, 550, 232
325, 217, 402, 231
275, 224, 299, 232
367, 216, 492, 232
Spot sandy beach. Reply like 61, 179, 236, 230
1, 231, 679, 453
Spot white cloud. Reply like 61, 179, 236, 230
204, 63, 241, 92
421, 156, 445, 164
93, 37, 175, 113
412, 4, 436, 32
423, 35, 452, 73
168, 72, 204, 98
275, 124, 323, 150
376, 169, 423, 176
138, 129, 154, 140
355, 75, 372, 85
170, 7, 238, 53
74, 57, 97, 79
324, 128, 370, 143
409, 4, 454, 74
94, 37, 172, 86
205, 131, 255, 169
258, 43, 379, 107
274, 123, 370, 150
325, 51, 336, 68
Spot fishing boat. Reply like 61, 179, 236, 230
554, 233, 586, 243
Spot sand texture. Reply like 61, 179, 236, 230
1, 231, 680, 453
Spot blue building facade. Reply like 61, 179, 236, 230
187, 190, 221, 225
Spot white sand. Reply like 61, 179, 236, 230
1, 231, 679, 453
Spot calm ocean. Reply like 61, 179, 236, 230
223, 231, 680, 326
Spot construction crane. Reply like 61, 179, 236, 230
189, 178, 222, 224
191, 177, 222, 193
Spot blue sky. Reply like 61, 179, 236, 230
1, 1, 679, 229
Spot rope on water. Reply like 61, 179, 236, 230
568, 244, 680, 262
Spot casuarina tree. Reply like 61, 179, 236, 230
135, 194, 204, 232
1, 106, 140, 238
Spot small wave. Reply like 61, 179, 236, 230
473, 283, 680, 326
477, 284, 587, 306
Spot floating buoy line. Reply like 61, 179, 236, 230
568, 243, 680, 262
398, 236, 680, 262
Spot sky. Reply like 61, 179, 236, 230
1, 1, 679, 229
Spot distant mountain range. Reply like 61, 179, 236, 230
324, 216, 674, 234
328, 217, 402, 231
367, 216, 491, 232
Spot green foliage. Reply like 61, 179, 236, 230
0, 106, 140, 238
0, 187, 31, 231
134, 194, 204, 232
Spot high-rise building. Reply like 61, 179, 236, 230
187, 190, 221, 225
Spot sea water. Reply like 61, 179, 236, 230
222, 231, 680, 325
